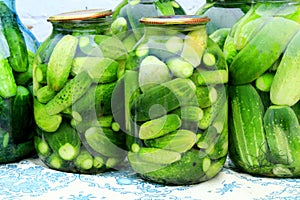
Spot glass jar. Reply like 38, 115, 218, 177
111, 15, 228, 185
111, 0, 186, 52
32, 9, 128, 174
226, 0, 300, 177
196, 0, 252, 48
0, 0, 38, 163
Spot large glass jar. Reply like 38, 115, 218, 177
111, 15, 228, 185
0, 0, 38, 163
226, 0, 300, 177
196, 0, 252, 48
111, 0, 185, 52
32, 9, 128, 174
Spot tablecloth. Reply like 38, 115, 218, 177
0, 158, 299, 200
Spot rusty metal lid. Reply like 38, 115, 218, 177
140, 15, 210, 25
48, 9, 113, 22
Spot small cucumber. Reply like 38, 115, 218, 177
11, 86, 32, 142
84, 127, 126, 159
44, 122, 81, 161
134, 147, 181, 165
47, 35, 78, 91
0, 58, 17, 98
45, 71, 93, 115
34, 99, 62, 132
270, 30, 300, 106
144, 129, 197, 153
0, 2, 28, 72
264, 105, 300, 166
139, 114, 181, 140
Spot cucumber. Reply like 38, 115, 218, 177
270, 30, 300, 106
0, 2, 28, 72
131, 78, 197, 121
229, 17, 300, 85
44, 122, 81, 161
209, 28, 230, 49
94, 35, 127, 60
11, 86, 32, 142
45, 71, 93, 115
144, 129, 197, 153
83, 127, 126, 159
0, 58, 17, 98
264, 105, 300, 166
34, 99, 62, 132
181, 27, 207, 67
139, 149, 213, 185
139, 56, 171, 91
0, 140, 35, 163
36, 85, 56, 104
47, 35, 78, 91
72, 57, 119, 84
139, 114, 181, 140
229, 84, 268, 170
127, 151, 166, 174
133, 147, 181, 165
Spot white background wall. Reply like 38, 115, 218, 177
16, 0, 205, 42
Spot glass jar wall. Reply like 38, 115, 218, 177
196, 0, 252, 49
32, 9, 127, 174
226, 0, 300, 177
0, 0, 38, 163
111, 15, 229, 185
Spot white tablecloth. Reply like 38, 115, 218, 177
0, 158, 299, 200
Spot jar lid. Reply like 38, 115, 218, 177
48, 9, 113, 22
140, 15, 210, 25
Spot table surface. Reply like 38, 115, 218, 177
0, 158, 300, 200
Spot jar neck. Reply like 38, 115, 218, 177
51, 18, 113, 35
128, 0, 158, 5
143, 24, 207, 37
0, 0, 15, 11
206, 0, 252, 3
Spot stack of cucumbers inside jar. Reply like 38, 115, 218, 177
3, 0, 300, 187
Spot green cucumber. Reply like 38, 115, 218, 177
270, 30, 300, 106
94, 35, 127, 60
44, 122, 81, 161
36, 85, 56, 104
166, 56, 194, 79
72, 57, 119, 84
131, 78, 197, 121
45, 71, 93, 115
34, 136, 50, 157
133, 147, 181, 165
34, 99, 62, 132
264, 105, 300, 166
144, 129, 197, 153
0, 58, 17, 98
84, 127, 125, 159
0, 2, 28, 72
140, 149, 211, 185
229, 84, 268, 169
47, 35, 78, 91
139, 56, 171, 91
0, 140, 35, 163
209, 28, 230, 49
139, 114, 181, 140
229, 17, 300, 85
11, 86, 32, 142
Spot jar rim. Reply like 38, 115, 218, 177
48, 8, 113, 22
140, 15, 210, 25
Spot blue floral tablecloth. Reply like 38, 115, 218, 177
0, 158, 299, 200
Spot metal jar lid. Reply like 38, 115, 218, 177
48, 9, 113, 22
140, 15, 210, 25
